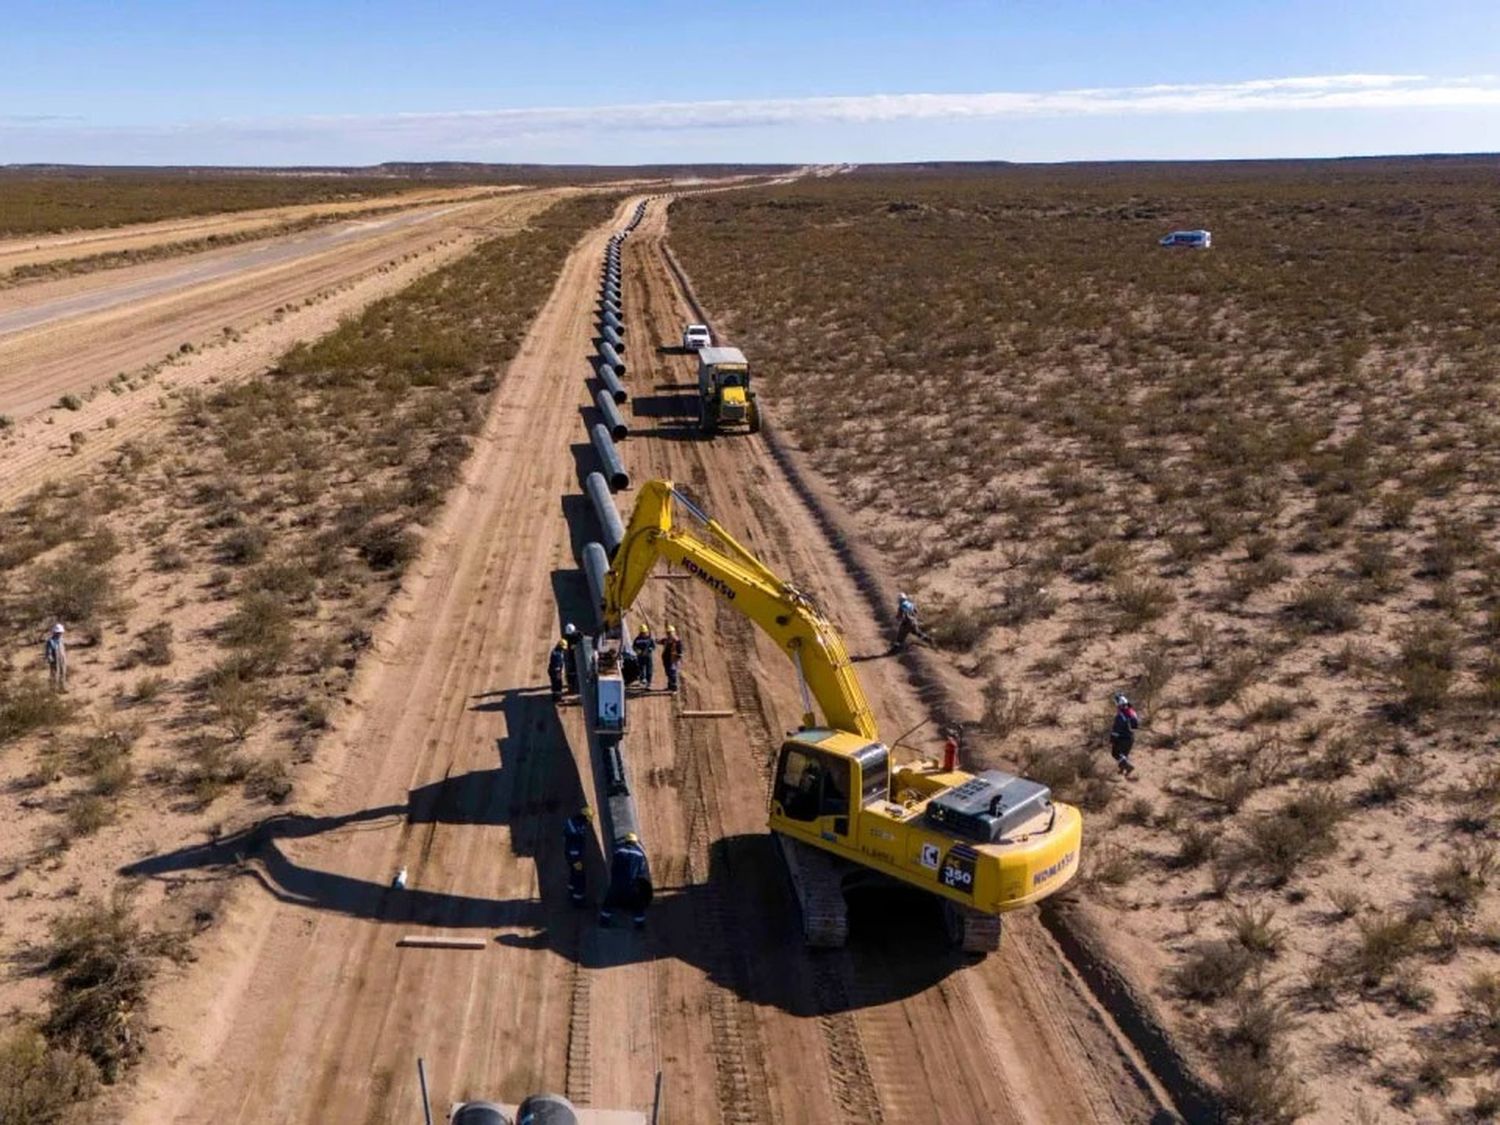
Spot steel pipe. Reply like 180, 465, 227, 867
601, 307, 625, 334
582, 541, 611, 619
600, 324, 625, 354
596, 360, 627, 403
598, 340, 625, 375
590, 423, 629, 491
596, 388, 629, 439
585, 471, 625, 554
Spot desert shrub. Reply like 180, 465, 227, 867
1221, 989, 1297, 1058
1175, 940, 1255, 1002
207, 679, 262, 741
1204, 650, 1262, 707
151, 543, 187, 572
1215, 1045, 1313, 1125
1225, 905, 1286, 958
131, 674, 168, 703
995, 577, 1056, 626
64, 794, 112, 837
0, 678, 76, 744
246, 558, 318, 602
1174, 823, 1218, 869
1238, 787, 1346, 885
218, 525, 269, 565
1327, 886, 1364, 919
0, 1026, 99, 1123
1085, 842, 1137, 888
218, 592, 292, 673
1284, 578, 1359, 633
980, 680, 1034, 739
57, 395, 81, 411
1110, 573, 1175, 627
38, 895, 155, 1081
1348, 912, 1424, 986
26, 552, 118, 627
1431, 843, 1496, 913
356, 523, 420, 572
1363, 758, 1432, 806
134, 622, 173, 667
1388, 618, 1460, 718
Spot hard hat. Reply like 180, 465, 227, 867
581, 806, 594, 820
623, 832, 638, 843
899, 592, 908, 601
1115, 693, 1130, 707
558, 638, 569, 650
52, 623, 65, 634
667, 625, 677, 635
638, 624, 649, 636
564, 622, 578, 636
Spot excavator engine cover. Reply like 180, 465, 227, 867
924, 770, 1053, 843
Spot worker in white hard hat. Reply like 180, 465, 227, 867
44, 623, 67, 692
1109, 694, 1140, 778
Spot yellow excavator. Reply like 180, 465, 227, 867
599, 480, 1082, 953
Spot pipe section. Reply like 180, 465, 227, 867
596, 360, 628, 403
600, 324, 625, 354
582, 542, 611, 620
585, 471, 625, 555
598, 340, 625, 375
590, 423, 630, 491
596, 388, 629, 440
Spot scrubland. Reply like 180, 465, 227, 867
0, 170, 438, 237
0, 192, 616, 1119
672, 159, 1500, 1122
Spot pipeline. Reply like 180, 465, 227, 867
585, 471, 625, 555
590, 422, 630, 490
582, 541, 611, 622
595, 388, 629, 440
600, 323, 625, 354
596, 359, 628, 403
598, 340, 626, 375
600, 307, 625, 335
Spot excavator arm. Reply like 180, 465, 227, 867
602, 480, 879, 741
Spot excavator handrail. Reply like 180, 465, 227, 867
602, 480, 880, 741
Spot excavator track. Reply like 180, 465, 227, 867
775, 833, 851, 949
944, 901, 1005, 955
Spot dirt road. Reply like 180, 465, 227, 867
0, 185, 509, 273
0, 190, 548, 423
120, 196, 1162, 1124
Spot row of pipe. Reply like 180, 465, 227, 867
571, 204, 649, 923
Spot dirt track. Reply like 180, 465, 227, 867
0, 185, 509, 273
0, 190, 551, 424
0, 188, 565, 507
119, 196, 1163, 1124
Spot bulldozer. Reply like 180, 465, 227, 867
593, 480, 1082, 953
695, 346, 760, 435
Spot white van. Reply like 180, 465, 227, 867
1159, 229, 1212, 249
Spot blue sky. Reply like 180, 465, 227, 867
2, 0, 1499, 165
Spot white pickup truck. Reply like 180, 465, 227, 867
681, 323, 712, 350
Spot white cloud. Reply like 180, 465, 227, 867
4, 73, 1499, 164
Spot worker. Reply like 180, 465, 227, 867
659, 625, 683, 694
1109, 693, 1140, 778
561, 623, 580, 695
891, 592, 930, 652
547, 640, 569, 702
43, 623, 67, 692
632, 624, 656, 689
563, 807, 593, 906
599, 832, 653, 928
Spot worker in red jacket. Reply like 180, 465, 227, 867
659, 625, 684, 694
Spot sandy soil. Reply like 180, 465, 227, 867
112, 196, 1166, 1124
0, 185, 512, 273
0, 190, 574, 512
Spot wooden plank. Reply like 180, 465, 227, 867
397, 935, 488, 950
678, 709, 736, 718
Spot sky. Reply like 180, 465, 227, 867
2, 0, 1499, 165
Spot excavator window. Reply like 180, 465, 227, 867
776, 747, 851, 825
